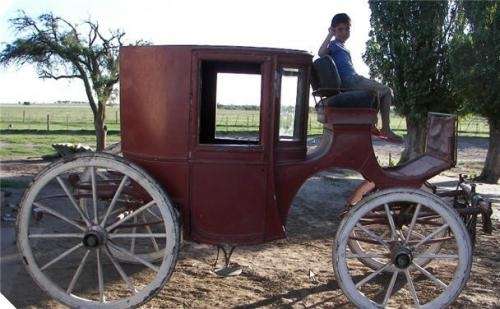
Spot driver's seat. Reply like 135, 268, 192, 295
311, 55, 378, 109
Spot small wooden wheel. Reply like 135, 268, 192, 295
333, 188, 472, 308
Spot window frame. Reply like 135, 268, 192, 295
276, 63, 309, 145
198, 60, 264, 146
190, 51, 273, 156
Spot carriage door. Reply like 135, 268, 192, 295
188, 52, 273, 244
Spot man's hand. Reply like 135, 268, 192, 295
319, 27, 335, 56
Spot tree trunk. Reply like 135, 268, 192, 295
94, 115, 107, 152
400, 117, 427, 163
478, 117, 500, 184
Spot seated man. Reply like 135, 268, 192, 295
318, 13, 402, 142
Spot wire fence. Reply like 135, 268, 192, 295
0, 105, 490, 136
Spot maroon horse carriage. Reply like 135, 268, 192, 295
17, 45, 492, 308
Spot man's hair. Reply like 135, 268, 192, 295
331, 13, 351, 28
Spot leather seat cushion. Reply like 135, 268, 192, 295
320, 90, 377, 109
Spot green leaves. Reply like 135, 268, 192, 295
0, 11, 144, 150
450, 1, 499, 121
364, 1, 459, 122
0, 12, 129, 109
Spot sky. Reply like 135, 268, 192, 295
0, 0, 372, 104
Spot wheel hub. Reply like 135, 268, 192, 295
392, 246, 413, 269
82, 226, 107, 248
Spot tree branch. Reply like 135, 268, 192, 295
73, 62, 98, 116
40, 72, 82, 80
54, 16, 80, 41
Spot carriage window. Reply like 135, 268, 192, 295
199, 60, 262, 144
279, 67, 306, 141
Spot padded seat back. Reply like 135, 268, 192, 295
311, 56, 341, 91
387, 112, 457, 180
425, 113, 457, 165
311, 55, 377, 111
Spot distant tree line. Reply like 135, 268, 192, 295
217, 104, 260, 111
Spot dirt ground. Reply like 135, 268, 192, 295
1, 136, 498, 308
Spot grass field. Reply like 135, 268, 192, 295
0, 104, 490, 134
0, 132, 121, 158
0, 104, 122, 131
0, 104, 490, 159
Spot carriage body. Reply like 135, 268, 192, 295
119, 45, 459, 246
120, 45, 312, 245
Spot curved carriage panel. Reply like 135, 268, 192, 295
120, 46, 192, 160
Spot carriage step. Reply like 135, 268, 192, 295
212, 245, 243, 277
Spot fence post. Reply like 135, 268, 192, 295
115, 110, 118, 124
66, 114, 69, 131
46, 114, 50, 131
23, 110, 26, 123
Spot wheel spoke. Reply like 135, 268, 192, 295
355, 223, 390, 249
41, 243, 83, 271
414, 254, 458, 260
404, 204, 421, 245
349, 236, 385, 245
355, 262, 391, 288
104, 246, 136, 293
91, 167, 98, 224
56, 176, 91, 226
79, 197, 89, 219
402, 226, 424, 240
108, 242, 159, 272
384, 204, 397, 240
100, 175, 129, 228
146, 208, 162, 221
414, 224, 449, 249
29, 233, 84, 238
67, 250, 91, 294
404, 270, 420, 307
131, 217, 137, 254
33, 202, 85, 231
109, 233, 167, 238
408, 236, 453, 246
96, 248, 105, 303
382, 271, 398, 306
142, 214, 160, 252
346, 253, 386, 259
106, 201, 156, 232
412, 262, 448, 289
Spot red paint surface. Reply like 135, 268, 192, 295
120, 45, 454, 245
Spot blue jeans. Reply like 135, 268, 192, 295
342, 75, 394, 132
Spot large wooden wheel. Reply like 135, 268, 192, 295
17, 153, 180, 308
